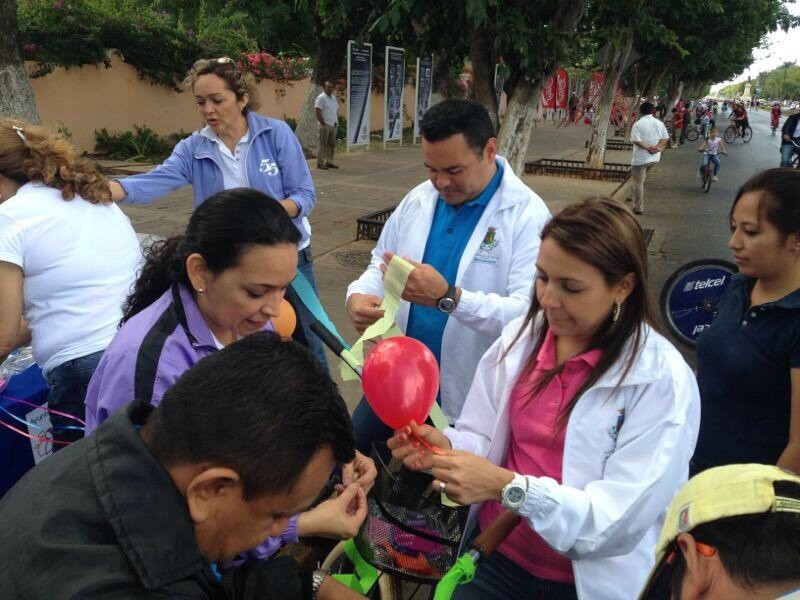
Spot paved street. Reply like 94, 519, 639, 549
114, 108, 787, 405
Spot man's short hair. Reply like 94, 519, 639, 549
639, 465, 800, 599
420, 99, 496, 156
639, 102, 654, 116
143, 332, 355, 500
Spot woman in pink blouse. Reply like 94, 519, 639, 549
388, 199, 700, 600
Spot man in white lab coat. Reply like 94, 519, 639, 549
346, 99, 550, 453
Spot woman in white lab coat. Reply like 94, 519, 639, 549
389, 199, 700, 600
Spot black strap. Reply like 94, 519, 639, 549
132, 285, 195, 405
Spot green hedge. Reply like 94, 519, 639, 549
19, 0, 256, 89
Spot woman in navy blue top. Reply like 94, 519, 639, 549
695, 169, 800, 474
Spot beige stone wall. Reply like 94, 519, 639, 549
28, 55, 416, 153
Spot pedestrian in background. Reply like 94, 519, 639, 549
627, 102, 669, 215
315, 80, 339, 170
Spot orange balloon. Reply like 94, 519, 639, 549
272, 299, 297, 339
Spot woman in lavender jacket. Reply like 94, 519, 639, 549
86, 188, 375, 562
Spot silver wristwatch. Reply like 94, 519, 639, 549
501, 473, 529, 511
311, 569, 328, 599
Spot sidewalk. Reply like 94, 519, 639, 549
113, 121, 634, 409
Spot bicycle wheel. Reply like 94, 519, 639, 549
703, 168, 712, 193
742, 127, 752, 143
685, 128, 699, 142
660, 259, 738, 348
723, 125, 736, 143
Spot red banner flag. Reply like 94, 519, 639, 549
540, 75, 555, 108
555, 68, 568, 109
588, 71, 603, 107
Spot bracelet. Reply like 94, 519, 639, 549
311, 569, 328, 599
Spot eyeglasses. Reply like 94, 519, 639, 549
211, 57, 237, 70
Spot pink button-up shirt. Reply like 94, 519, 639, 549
479, 329, 601, 583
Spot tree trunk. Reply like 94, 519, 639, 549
666, 77, 683, 113
585, 30, 634, 169
494, 0, 588, 175
496, 80, 544, 174
468, 26, 499, 130
0, 0, 40, 122
644, 64, 669, 101
293, 4, 348, 155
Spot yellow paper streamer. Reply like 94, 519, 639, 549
340, 255, 415, 380
342, 256, 451, 432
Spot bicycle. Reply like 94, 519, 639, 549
308, 322, 524, 600
684, 124, 701, 142
783, 139, 800, 169
697, 148, 726, 193
321, 441, 521, 600
724, 122, 752, 143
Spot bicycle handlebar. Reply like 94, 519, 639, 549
310, 320, 347, 356
309, 320, 363, 378
470, 510, 521, 561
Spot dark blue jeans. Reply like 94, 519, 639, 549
45, 350, 104, 450
295, 247, 330, 373
351, 396, 395, 456
452, 549, 578, 600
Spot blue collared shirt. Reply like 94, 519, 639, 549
406, 161, 504, 369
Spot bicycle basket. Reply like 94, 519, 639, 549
353, 442, 470, 583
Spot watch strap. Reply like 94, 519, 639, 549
438, 284, 457, 303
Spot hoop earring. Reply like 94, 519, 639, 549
612, 301, 622, 323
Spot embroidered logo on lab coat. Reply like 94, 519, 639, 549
474, 226, 500, 265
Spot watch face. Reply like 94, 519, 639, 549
438, 297, 456, 313
506, 486, 526, 505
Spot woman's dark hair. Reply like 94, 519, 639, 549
142, 332, 356, 500
420, 99, 496, 156
504, 198, 657, 429
661, 481, 800, 597
730, 168, 800, 241
122, 188, 300, 323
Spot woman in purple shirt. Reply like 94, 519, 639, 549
85, 187, 374, 557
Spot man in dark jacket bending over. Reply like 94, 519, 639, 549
0, 332, 364, 599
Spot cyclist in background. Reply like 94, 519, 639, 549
697, 127, 727, 182
771, 101, 782, 136
731, 102, 749, 138
779, 109, 800, 167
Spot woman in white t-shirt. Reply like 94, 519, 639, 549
0, 119, 142, 449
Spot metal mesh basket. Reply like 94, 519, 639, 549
353, 443, 469, 583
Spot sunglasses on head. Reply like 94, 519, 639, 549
211, 57, 238, 71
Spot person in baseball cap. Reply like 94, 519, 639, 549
638, 464, 800, 600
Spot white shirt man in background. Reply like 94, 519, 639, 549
627, 101, 669, 215
315, 81, 339, 170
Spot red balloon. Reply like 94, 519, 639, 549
361, 336, 440, 430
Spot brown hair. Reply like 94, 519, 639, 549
730, 168, 800, 242
183, 57, 260, 113
505, 198, 657, 428
0, 118, 111, 202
